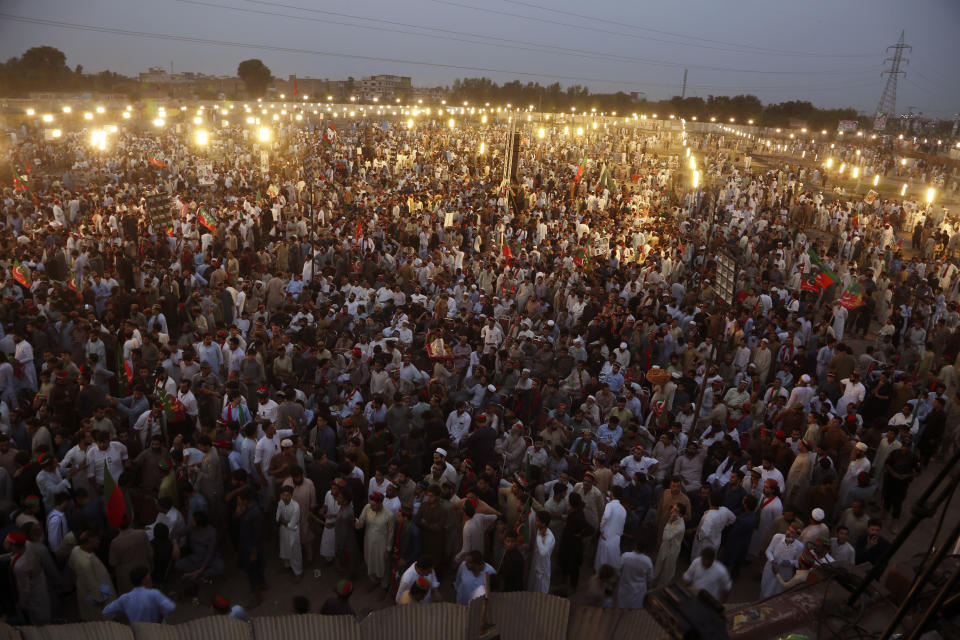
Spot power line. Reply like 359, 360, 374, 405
499, 0, 877, 58
429, 0, 878, 61
173, 0, 879, 76
0, 12, 878, 94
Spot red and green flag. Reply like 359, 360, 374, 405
198, 207, 217, 232
801, 272, 820, 292
148, 156, 166, 168
808, 249, 839, 289
572, 247, 590, 268
322, 122, 338, 148
838, 282, 865, 309
102, 464, 127, 528
574, 158, 586, 183
12, 261, 31, 287
67, 274, 81, 293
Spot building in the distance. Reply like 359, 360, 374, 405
357, 75, 412, 101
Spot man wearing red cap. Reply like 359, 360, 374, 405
356, 490, 395, 591
761, 523, 805, 598
7, 530, 52, 624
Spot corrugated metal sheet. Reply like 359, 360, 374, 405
611, 609, 666, 640
565, 605, 623, 640
464, 597, 486, 640
0, 624, 20, 640
132, 617, 252, 640
486, 593, 570, 640
251, 614, 361, 640
19, 622, 134, 640
359, 602, 469, 640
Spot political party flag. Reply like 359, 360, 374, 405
502, 245, 514, 261
573, 247, 590, 268
838, 283, 865, 309
322, 122, 338, 148
12, 260, 31, 287
574, 158, 585, 183
595, 163, 615, 192
356, 219, 363, 240
102, 464, 127, 528
198, 207, 217, 232
156, 382, 176, 422
801, 272, 820, 292
68, 274, 80, 293
148, 156, 166, 168
808, 249, 839, 289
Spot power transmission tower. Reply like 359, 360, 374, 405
875, 31, 910, 127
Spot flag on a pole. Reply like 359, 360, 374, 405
808, 249, 839, 289
595, 164, 614, 192
116, 348, 129, 396
322, 123, 338, 148
838, 283, 865, 309
12, 261, 31, 287
197, 207, 217, 232
574, 158, 585, 183
148, 156, 166, 168
103, 464, 127, 528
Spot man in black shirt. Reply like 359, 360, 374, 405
497, 529, 525, 592
855, 518, 890, 565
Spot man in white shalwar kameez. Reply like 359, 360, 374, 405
527, 511, 556, 593
749, 480, 784, 556
691, 495, 735, 560
617, 542, 654, 608
276, 485, 302, 577
356, 491, 395, 589
319, 484, 341, 562
595, 486, 627, 572
761, 525, 805, 599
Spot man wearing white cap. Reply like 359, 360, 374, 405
613, 342, 631, 368
433, 448, 458, 487
839, 442, 871, 506
800, 508, 829, 545
787, 374, 816, 412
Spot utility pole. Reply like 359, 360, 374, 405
681, 69, 688, 99
874, 31, 911, 130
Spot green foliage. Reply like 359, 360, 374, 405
446, 77, 861, 129
237, 58, 272, 97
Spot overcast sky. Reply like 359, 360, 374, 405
1, 0, 958, 115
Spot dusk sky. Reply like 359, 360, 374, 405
1, 0, 958, 115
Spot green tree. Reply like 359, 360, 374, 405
237, 59, 272, 97
19, 46, 71, 91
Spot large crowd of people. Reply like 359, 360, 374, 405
0, 108, 958, 626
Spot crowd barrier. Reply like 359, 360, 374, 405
5, 593, 667, 640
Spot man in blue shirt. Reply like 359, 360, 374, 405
103, 565, 176, 623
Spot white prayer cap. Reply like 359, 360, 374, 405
811, 508, 825, 522
435, 448, 447, 457
280, 439, 294, 448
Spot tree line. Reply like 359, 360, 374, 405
1, 46, 861, 129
